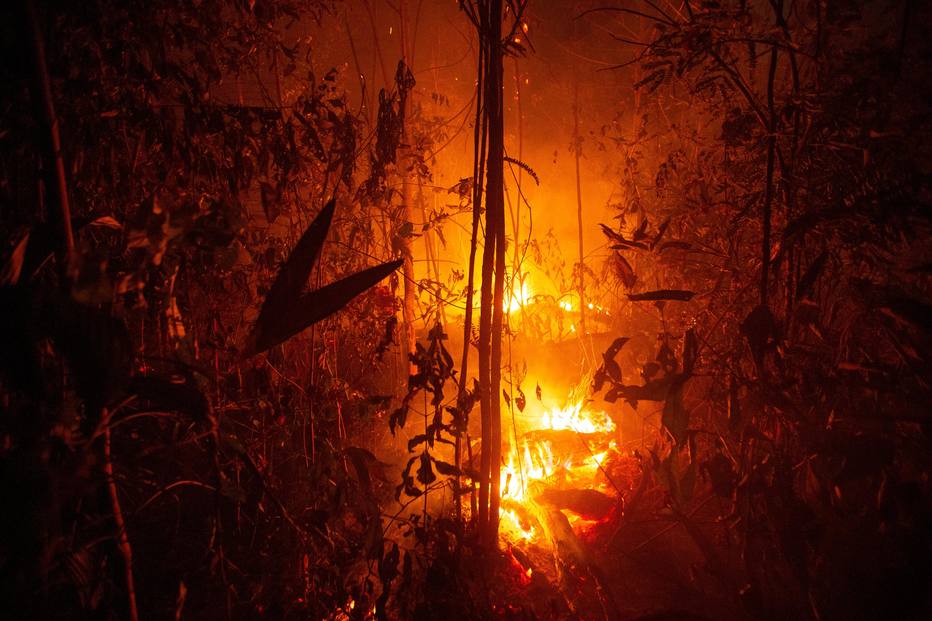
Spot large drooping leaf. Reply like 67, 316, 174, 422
243, 199, 402, 356
260, 199, 336, 321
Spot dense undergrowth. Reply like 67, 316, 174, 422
1, 1, 931, 620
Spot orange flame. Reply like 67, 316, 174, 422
497, 398, 616, 543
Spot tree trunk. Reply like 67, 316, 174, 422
25, 0, 74, 269
475, 0, 505, 546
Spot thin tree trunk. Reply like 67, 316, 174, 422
456, 30, 487, 525
573, 76, 587, 336
25, 0, 74, 265
399, 1, 418, 371
476, 0, 506, 545
761, 46, 778, 307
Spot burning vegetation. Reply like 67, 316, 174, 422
1, 1, 931, 620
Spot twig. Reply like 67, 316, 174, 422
103, 425, 140, 621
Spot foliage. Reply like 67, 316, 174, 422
0, 1, 415, 619
589, 1, 932, 619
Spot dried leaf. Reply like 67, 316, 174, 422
613, 252, 637, 289
416, 452, 436, 485
651, 217, 671, 249
515, 386, 526, 412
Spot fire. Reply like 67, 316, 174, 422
541, 401, 614, 434
504, 281, 531, 313
497, 397, 617, 543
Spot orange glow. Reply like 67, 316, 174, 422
496, 396, 617, 543
504, 281, 532, 313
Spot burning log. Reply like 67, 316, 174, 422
535, 488, 616, 521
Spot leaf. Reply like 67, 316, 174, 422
244, 202, 402, 355
407, 433, 428, 451
657, 240, 692, 252
604, 336, 629, 362
650, 217, 671, 249
535, 382, 542, 401
264, 199, 335, 311
416, 452, 436, 485
633, 217, 650, 241
88, 216, 123, 230
515, 386, 526, 412
503, 156, 540, 185
502, 389, 511, 408
796, 250, 827, 300
627, 289, 695, 302
613, 252, 637, 289
600, 338, 628, 385
599, 223, 627, 245
432, 459, 460, 476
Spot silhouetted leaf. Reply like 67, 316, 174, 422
599, 223, 648, 250
416, 452, 436, 485
633, 217, 650, 241
651, 217, 671, 249
407, 433, 427, 451
261, 198, 334, 315
613, 252, 637, 289
515, 386, 526, 412
628, 289, 695, 302
796, 250, 827, 300
245, 257, 403, 356
503, 156, 540, 185
432, 459, 460, 476
657, 240, 692, 252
